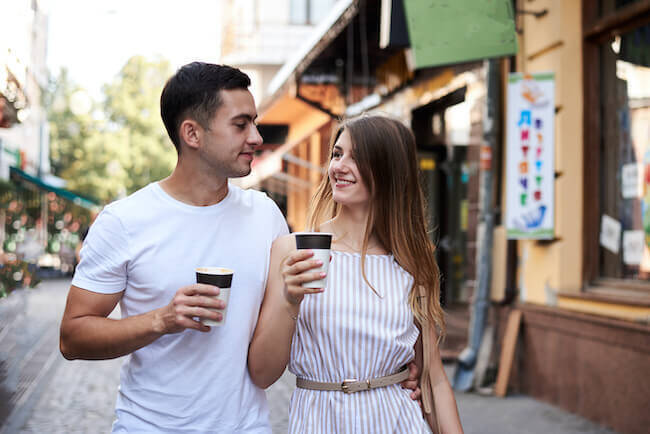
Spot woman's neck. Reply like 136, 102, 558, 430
324, 207, 387, 254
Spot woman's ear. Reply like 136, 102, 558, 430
178, 119, 202, 150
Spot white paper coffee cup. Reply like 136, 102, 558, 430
195, 267, 233, 326
294, 232, 332, 289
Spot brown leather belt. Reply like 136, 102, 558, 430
296, 367, 409, 394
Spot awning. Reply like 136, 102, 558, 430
264, 0, 359, 109
10, 166, 99, 211
402, 0, 517, 69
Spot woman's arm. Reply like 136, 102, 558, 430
247, 235, 325, 388
415, 326, 464, 433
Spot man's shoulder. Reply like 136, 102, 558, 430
228, 184, 274, 209
102, 183, 160, 219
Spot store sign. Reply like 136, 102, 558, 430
402, 0, 517, 69
505, 72, 555, 239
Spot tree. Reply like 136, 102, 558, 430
103, 56, 176, 195
46, 56, 177, 203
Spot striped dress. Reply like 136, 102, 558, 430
288, 251, 431, 433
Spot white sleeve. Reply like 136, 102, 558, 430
71, 208, 130, 294
267, 197, 289, 239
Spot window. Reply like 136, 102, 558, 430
599, 28, 650, 280
600, 0, 644, 16
290, 0, 309, 24
290, 0, 335, 25
584, 0, 650, 293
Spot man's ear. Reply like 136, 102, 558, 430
178, 119, 202, 150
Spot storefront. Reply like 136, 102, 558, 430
246, 1, 649, 430
494, 2, 650, 433
246, 1, 496, 311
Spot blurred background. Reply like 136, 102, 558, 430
0, 1, 648, 433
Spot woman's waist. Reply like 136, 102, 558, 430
289, 333, 418, 379
288, 359, 412, 383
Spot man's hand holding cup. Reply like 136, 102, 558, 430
155, 283, 225, 334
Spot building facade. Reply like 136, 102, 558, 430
245, 1, 650, 433
497, 2, 650, 433
0, 0, 50, 176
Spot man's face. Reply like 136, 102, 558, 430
197, 89, 262, 179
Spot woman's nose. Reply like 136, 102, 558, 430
331, 158, 348, 173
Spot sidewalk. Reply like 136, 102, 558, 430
0, 279, 618, 433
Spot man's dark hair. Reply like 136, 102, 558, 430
160, 62, 251, 152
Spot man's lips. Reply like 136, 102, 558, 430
239, 152, 254, 161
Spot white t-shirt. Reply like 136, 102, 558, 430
72, 182, 288, 433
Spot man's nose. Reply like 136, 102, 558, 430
249, 124, 263, 146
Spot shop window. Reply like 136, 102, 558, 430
599, 0, 644, 17
599, 27, 650, 281
584, 1, 650, 294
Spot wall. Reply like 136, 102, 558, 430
498, 304, 650, 434
514, 0, 584, 306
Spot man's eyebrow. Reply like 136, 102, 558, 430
231, 113, 258, 122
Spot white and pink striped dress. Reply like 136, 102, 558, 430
288, 250, 431, 433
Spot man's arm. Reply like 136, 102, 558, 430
60, 283, 224, 360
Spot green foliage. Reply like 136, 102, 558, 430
0, 258, 41, 298
1, 190, 91, 263
46, 56, 177, 203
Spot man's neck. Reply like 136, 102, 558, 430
160, 165, 229, 207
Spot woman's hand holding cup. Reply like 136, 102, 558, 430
281, 249, 327, 305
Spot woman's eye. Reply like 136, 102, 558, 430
332, 151, 342, 158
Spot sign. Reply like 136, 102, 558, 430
623, 230, 644, 265
506, 73, 555, 239
621, 163, 640, 199
600, 215, 621, 255
403, 0, 517, 69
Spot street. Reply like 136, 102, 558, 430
0, 279, 617, 434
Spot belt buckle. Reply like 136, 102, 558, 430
341, 379, 357, 394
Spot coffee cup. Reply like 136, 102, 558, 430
195, 267, 233, 326
294, 232, 332, 289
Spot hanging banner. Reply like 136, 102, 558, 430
402, 0, 517, 69
506, 72, 555, 239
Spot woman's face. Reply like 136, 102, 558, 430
328, 129, 370, 207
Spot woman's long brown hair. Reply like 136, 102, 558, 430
307, 114, 445, 335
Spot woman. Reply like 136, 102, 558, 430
248, 115, 463, 433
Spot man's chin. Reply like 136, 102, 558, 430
227, 165, 253, 179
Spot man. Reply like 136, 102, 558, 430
60, 63, 287, 433
60, 62, 419, 433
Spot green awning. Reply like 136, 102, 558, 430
9, 167, 99, 211
403, 0, 518, 69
